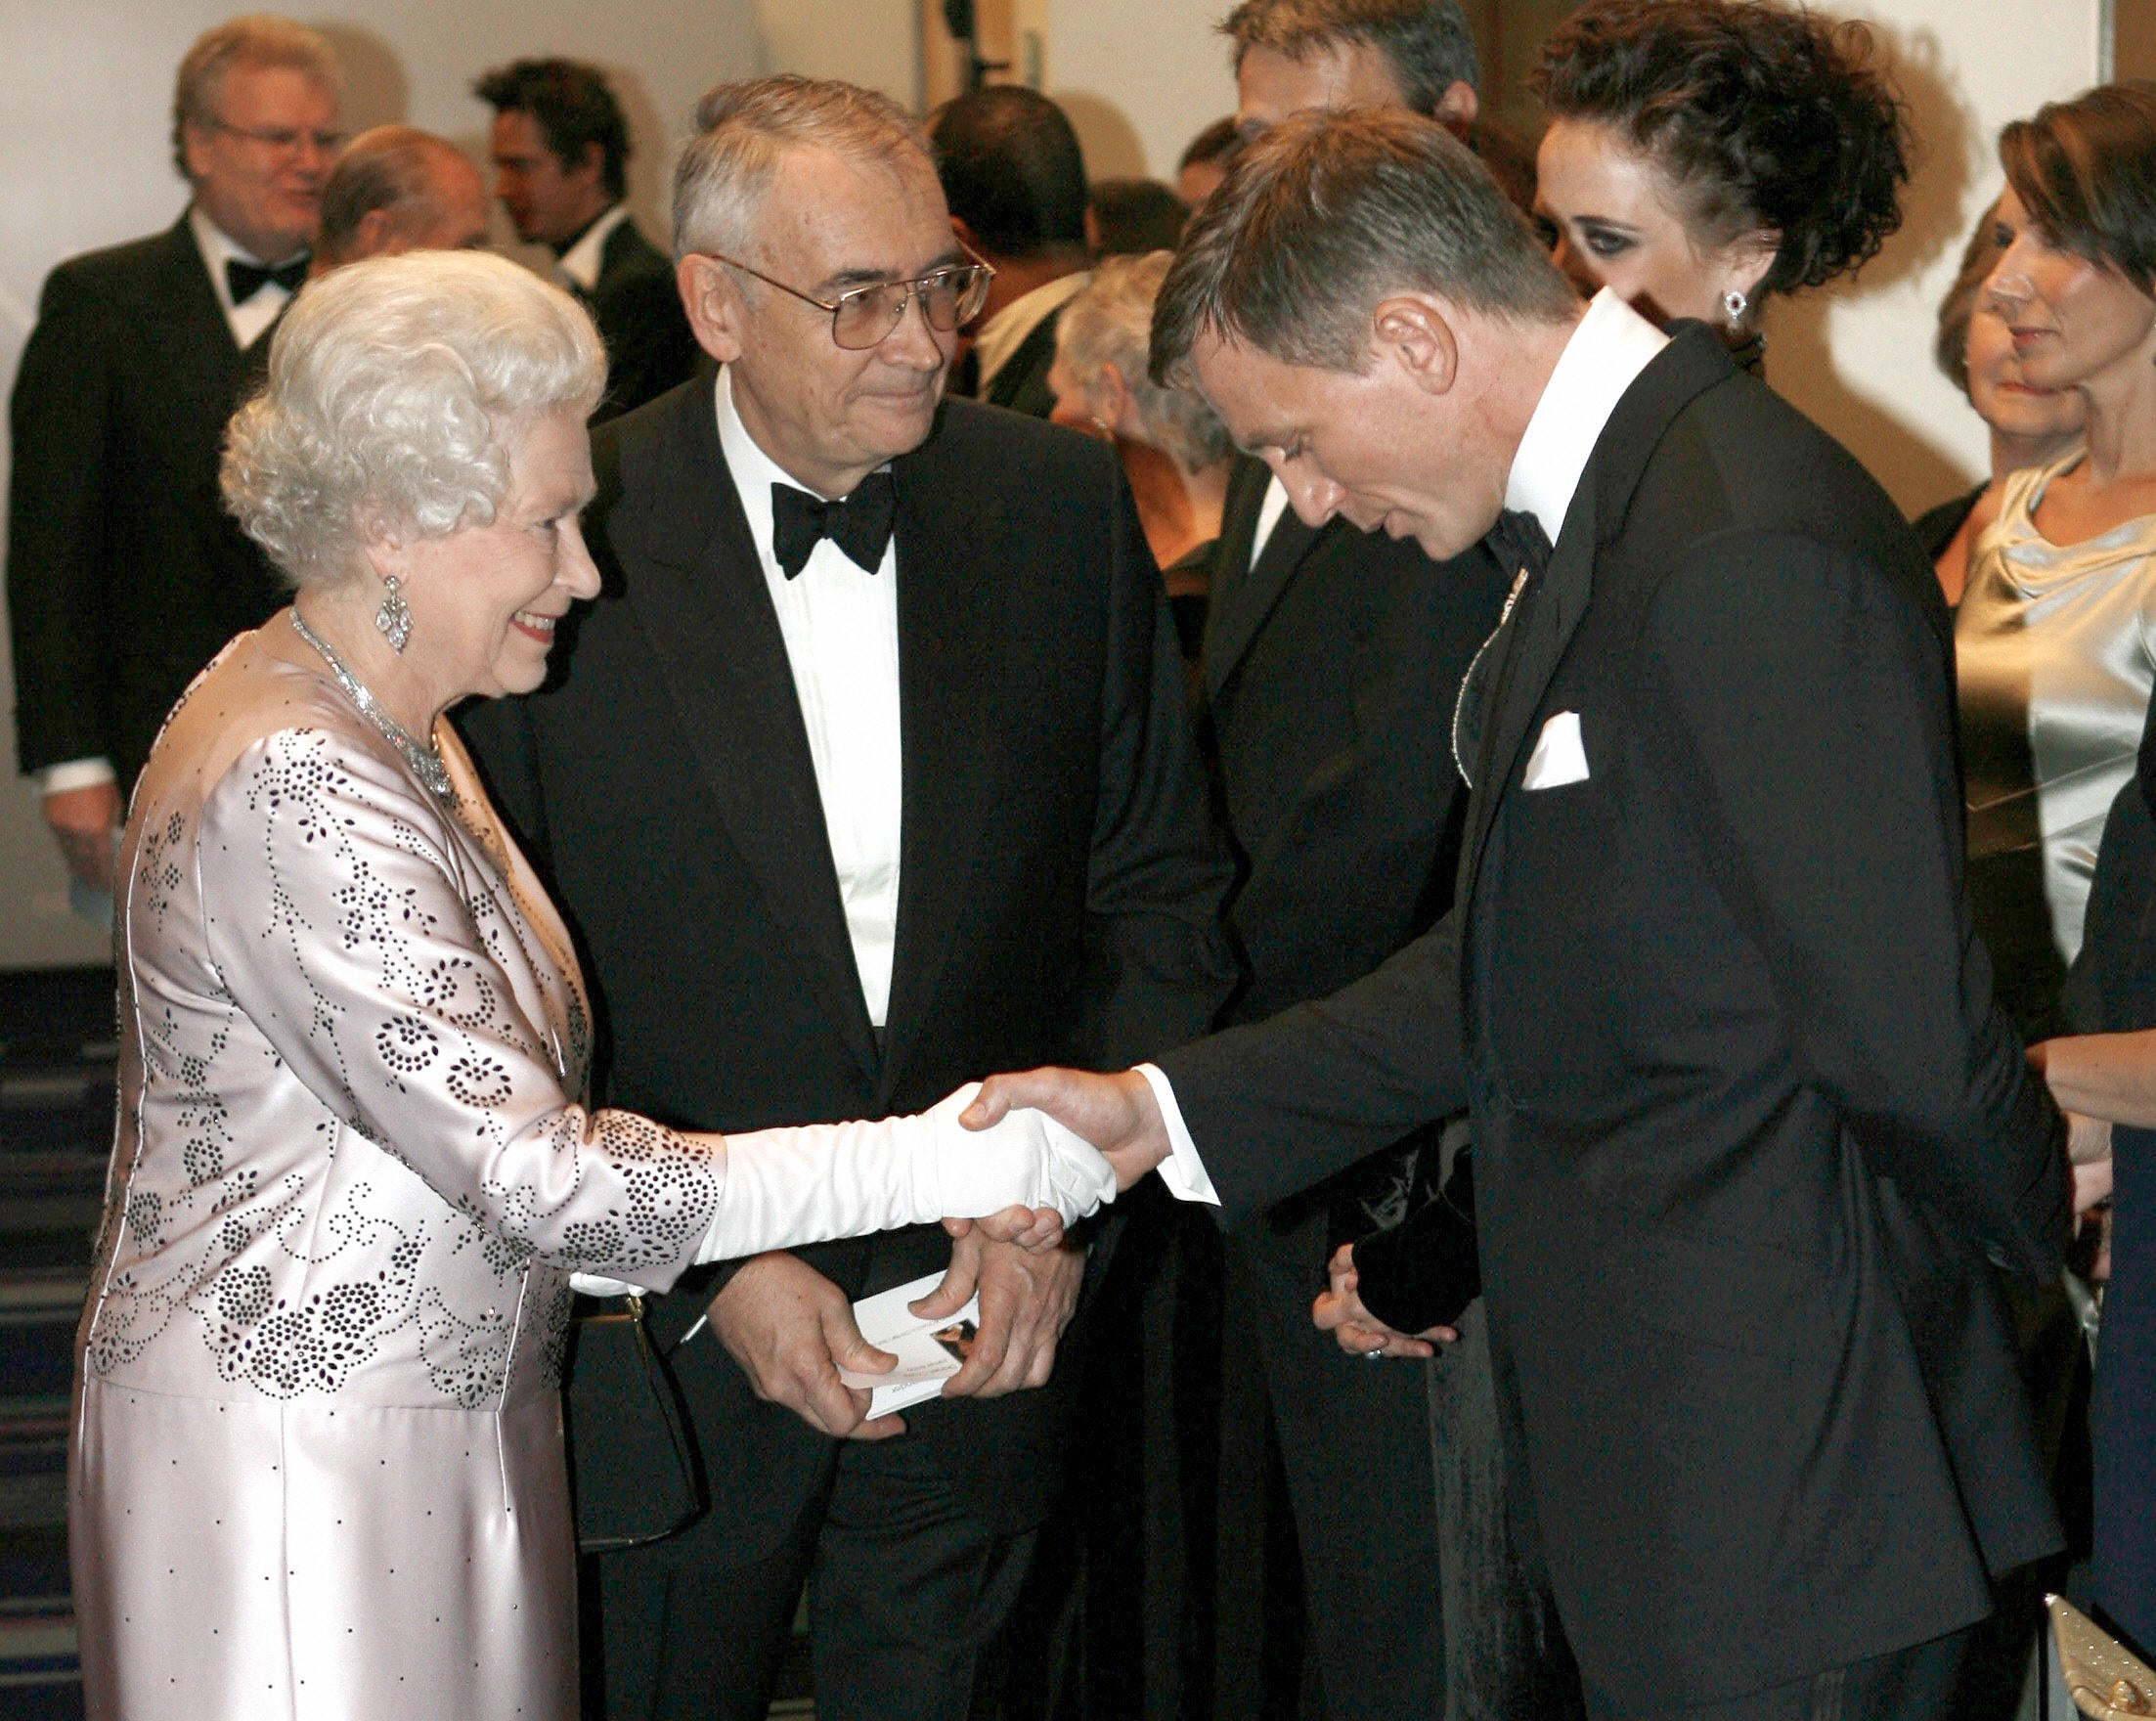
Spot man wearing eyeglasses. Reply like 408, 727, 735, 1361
7, 15, 340, 915
459, 75, 1235, 1721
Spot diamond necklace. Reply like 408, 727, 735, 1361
289, 608, 454, 800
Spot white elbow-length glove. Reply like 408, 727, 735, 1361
690, 1082, 1116, 1267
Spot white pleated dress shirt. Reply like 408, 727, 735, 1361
1142, 287, 1669, 1204
715, 366, 905, 1026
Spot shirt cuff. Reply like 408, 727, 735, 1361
37, 758, 115, 797
1135, 1063, 1220, 1207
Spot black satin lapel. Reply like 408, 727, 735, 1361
620, 423, 881, 1081
1458, 495, 1598, 906
878, 475, 1004, 1084
161, 218, 245, 362
1202, 501, 1321, 699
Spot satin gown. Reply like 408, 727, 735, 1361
1958, 451, 2156, 1038
69, 621, 727, 1720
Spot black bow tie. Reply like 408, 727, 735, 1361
226, 255, 308, 305
770, 473, 898, 580
1485, 507, 1555, 583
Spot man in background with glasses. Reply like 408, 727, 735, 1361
8, 14, 340, 920
460, 73, 1235, 1721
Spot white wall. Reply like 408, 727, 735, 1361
1042, 0, 1236, 180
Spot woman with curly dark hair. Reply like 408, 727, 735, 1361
1530, 0, 1908, 360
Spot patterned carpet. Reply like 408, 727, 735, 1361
0, 965, 112, 1720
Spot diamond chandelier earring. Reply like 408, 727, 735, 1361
374, 574, 412, 654
1723, 287, 1749, 325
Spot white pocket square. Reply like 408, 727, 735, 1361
1522, 711, 1590, 790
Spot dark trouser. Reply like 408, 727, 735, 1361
1426, 1293, 1585, 1721
594, 1428, 1036, 1721
1226, 1211, 1451, 1721
1581, 1625, 1975, 1721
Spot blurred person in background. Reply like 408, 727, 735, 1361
931, 84, 1091, 415
1959, 83, 2156, 1046
308, 123, 491, 273
7, 14, 339, 917
1047, 250, 1230, 671
1085, 179, 1190, 258
474, 57, 696, 419
1529, 0, 1908, 372
1178, 115, 1241, 210
1914, 204, 2085, 601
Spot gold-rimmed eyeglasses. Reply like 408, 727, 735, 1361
209, 120, 348, 156
698, 249, 995, 350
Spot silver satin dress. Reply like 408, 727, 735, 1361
1958, 452, 2156, 1032
70, 623, 725, 1720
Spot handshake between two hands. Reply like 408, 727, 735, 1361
955, 1069, 1462, 1363
941, 1067, 1171, 1251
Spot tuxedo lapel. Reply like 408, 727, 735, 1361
1203, 463, 1321, 698
1456, 495, 1597, 907
1456, 327, 1738, 908
610, 390, 881, 1081
878, 449, 1007, 1086
156, 216, 245, 364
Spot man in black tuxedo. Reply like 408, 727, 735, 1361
459, 75, 1234, 1721
7, 14, 338, 901
978, 111, 2072, 1721
930, 86, 1091, 418
1174, 6, 1531, 1717
475, 58, 696, 422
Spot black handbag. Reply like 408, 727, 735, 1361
564, 1294, 707, 1554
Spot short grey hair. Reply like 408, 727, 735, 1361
1220, 0, 1479, 111
674, 73, 932, 263
172, 15, 339, 180
1152, 108, 1573, 384
1059, 254, 1232, 474
314, 126, 470, 268
222, 251, 605, 589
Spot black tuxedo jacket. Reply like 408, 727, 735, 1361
7, 214, 285, 787
981, 303, 1063, 420
1205, 456, 1505, 1030
1160, 329, 2071, 1708
582, 215, 698, 423
461, 375, 1235, 1561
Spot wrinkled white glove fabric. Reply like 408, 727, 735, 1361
693, 1082, 1117, 1266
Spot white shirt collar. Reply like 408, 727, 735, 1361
1503, 288, 1669, 547
713, 365, 892, 560
973, 269, 1091, 392
714, 364, 792, 572
555, 202, 633, 294
189, 205, 296, 347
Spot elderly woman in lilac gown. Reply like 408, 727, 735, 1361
66, 249, 1116, 1721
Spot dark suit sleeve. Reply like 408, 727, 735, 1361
1156, 917, 1470, 1229
7, 263, 117, 772
1079, 467, 1238, 1068
456, 693, 552, 871
1641, 530, 2068, 1282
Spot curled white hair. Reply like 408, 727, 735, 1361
222, 250, 605, 589
1058, 252, 1232, 475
